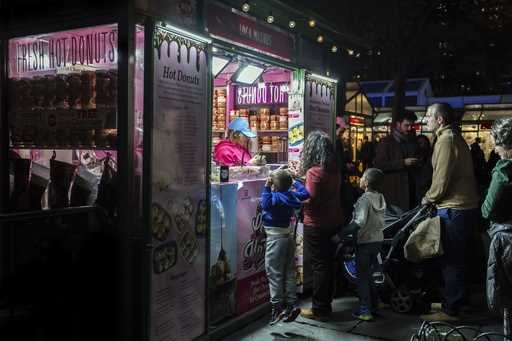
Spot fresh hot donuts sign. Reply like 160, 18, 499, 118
9, 24, 118, 77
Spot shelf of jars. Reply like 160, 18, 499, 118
212, 87, 226, 133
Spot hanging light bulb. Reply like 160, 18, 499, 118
331, 45, 338, 53
288, 20, 296, 28
242, 2, 250, 13
308, 19, 316, 28
347, 48, 354, 56
316, 35, 324, 43
267, 13, 275, 24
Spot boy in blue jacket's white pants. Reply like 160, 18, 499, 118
261, 169, 309, 326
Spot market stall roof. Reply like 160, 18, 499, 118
345, 82, 374, 117
213, 53, 291, 86
373, 106, 427, 124
427, 95, 502, 109
359, 81, 390, 94
462, 103, 512, 122
360, 78, 431, 95
359, 79, 432, 108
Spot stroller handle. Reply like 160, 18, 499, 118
384, 205, 431, 263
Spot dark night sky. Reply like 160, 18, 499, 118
292, 0, 512, 96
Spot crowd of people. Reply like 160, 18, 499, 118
260, 103, 512, 326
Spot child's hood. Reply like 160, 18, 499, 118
361, 191, 387, 213
273, 190, 302, 209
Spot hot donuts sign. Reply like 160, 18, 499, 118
9, 24, 118, 77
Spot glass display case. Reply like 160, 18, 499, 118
7, 24, 119, 213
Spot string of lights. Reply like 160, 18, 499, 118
238, 0, 371, 58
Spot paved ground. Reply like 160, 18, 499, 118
223, 296, 505, 341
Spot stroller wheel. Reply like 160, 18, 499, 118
390, 288, 414, 313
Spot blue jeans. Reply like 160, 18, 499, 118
356, 242, 381, 312
265, 228, 297, 308
437, 208, 479, 315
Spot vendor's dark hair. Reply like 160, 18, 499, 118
363, 168, 384, 191
430, 102, 457, 125
491, 118, 512, 150
227, 129, 242, 140
301, 130, 337, 174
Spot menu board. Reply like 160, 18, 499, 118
305, 75, 336, 140
288, 70, 305, 161
7, 24, 118, 149
209, 183, 238, 324
151, 27, 208, 341
235, 180, 269, 315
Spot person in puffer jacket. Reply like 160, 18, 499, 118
483, 118, 512, 313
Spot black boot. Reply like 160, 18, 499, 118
9, 158, 31, 212
49, 159, 76, 209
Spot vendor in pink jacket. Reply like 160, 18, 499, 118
214, 117, 257, 166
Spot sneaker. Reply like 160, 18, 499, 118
377, 302, 390, 309
269, 306, 286, 326
370, 302, 388, 317
300, 308, 330, 322
430, 302, 442, 312
283, 306, 301, 323
370, 310, 382, 318
420, 311, 459, 322
353, 309, 374, 321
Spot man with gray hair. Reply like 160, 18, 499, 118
420, 103, 480, 322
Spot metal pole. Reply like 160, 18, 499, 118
142, 18, 154, 341
117, 3, 137, 340
0, 1, 10, 319
505, 308, 511, 341
205, 43, 213, 336
0, 0, 8, 214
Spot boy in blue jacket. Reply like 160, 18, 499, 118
261, 169, 309, 325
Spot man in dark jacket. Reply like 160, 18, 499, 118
336, 116, 359, 224
471, 137, 489, 189
374, 110, 420, 212
488, 150, 501, 174
359, 136, 375, 172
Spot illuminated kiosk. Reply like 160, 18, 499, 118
0, 2, 343, 341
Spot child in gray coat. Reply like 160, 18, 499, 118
332, 168, 387, 321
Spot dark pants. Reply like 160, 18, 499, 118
437, 208, 479, 316
304, 225, 336, 315
356, 242, 381, 312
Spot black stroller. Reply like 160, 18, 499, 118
335, 205, 440, 314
